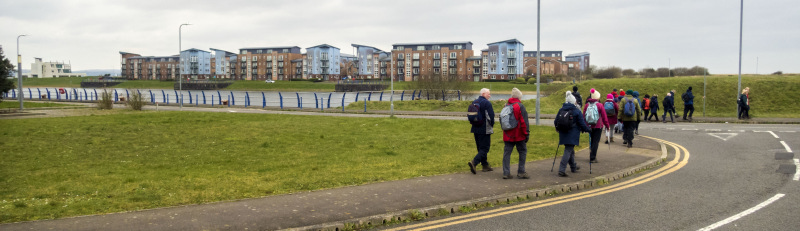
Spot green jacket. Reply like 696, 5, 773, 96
618, 96, 643, 122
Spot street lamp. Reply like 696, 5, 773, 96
179, 23, 191, 110
17, 34, 27, 111
737, 0, 743, 116
535, 0, 541, 125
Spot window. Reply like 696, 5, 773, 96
257, 50, 263, 54
396, 46, 404, 51
449, 69, 456, 74
241, 50, 246, 54
454, 45, 463, 50
412, 61, 419, 67
434, 68, 440, 74
417, 46, 425, 51
397, 54, 404, 59
433, 53, 440, 59
433, 60, 440, 67
253, 56, 258, 61
413, 68, 419, 74
283, 49, 288, 53
450, 52, 456, 59
449, 60, 456, 66
413, 53, 419, 59
432, 45, 440, 50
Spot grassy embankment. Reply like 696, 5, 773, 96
347, 75, 800, 118
0, 101, 76, 109
0, 110, 581, 223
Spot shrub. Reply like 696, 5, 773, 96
97, 90, 113, 110
510, 78, 526, 84
773, 71, 783, 75
527, 78, 538, 84
125, 91, 147, 110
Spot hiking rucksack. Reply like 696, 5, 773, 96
555, 108, 574, 133
650, 99, 657, 109
585, 103, 599, 125
682, 92, 689, 102
500, 103, 519, 131
624, 99, 636, 116
604, 101, 616, 116
467, 100, 484, 126
643, 98, 651, 110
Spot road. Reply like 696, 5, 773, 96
387, 122, 800, 230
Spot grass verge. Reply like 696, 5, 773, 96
0, 101, 76, 109
0, 110, 584, 223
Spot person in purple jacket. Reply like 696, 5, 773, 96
582, 89, 611, 163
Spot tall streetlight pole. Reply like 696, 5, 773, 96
17, 34, 28, 111
737, 0, 743, 116
535, 0, 541, 125
390, 53, 394, 116
179, 23, 191, 110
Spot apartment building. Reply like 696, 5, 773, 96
210, 48, 237, 79
179, 48, 212, 79
340, 53, 357, 78
27, 58, 86, 78
565, 52, 591, 71
484, 39, 524, 80
391, 42, 475, 82
237, 46, 303, 81
306, 44, 341, 80
351, 44, 389, 79
120, 52, 179, 80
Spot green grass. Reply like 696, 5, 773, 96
347, 75, 800, 118
0, 101, 76, 109
0, 110, 583, 223
21, 77, 93, 88
114, 80, 174, 89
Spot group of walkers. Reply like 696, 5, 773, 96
466, 85, 731, 179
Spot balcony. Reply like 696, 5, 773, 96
449, 62, 456, 67
473, 62, 480, 67
266, 57, 273, 61
397, 55, 404, 60
508, 53, 517, 58
507, 62, 516, 67
278, 56, 284, 61
321, 56, 329, 61
433, 54, 440, 59
321, 63, 329, 68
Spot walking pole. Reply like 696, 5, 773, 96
551, 144, 560, 172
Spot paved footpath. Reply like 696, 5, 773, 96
0, 105, 688, 230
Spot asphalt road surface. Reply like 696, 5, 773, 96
388, 122, 800, 231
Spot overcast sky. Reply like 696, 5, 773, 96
1, 0, 797, 74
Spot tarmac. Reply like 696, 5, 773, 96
0, 103, 787, 231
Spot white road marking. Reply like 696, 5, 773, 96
705, 129, 722, 132
708, 133, 738, 141
778, 131, 797, 133
794, 159, 800, 181
698, 194, 786, 231
728, 130, 746, 132
682, 128, 699, 131
781, 141, 793, 153
754, 131, 779, 138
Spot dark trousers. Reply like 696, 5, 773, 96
623, 121, 636, 144
643, 110, 650, 121
559, 144, 577, 173
662, 109, 674, 122
589, 128, 602, 161
503, 141, 527, 176
683, 104, 694, 119
473, 133, 491, 166
738, 106, 750, 119
647, 110, 659, 121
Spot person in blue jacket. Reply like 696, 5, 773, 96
468, 88, 495, 174
555, 91, 592, 177
682, 87, 695, 120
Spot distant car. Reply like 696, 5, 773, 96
265, 79, 275, 83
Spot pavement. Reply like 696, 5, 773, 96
1, 104, 670, 231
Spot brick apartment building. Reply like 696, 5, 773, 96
120, 52, 179, 80
236, 46, 304, 81
565, 52, 590, 71
390, 42, 476, 82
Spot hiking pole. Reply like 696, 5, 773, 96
606, 129, 611, 151
551, 144, 560, 172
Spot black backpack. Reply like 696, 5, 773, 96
682, 92, 689, 102
467, 100, 484, 126
555, 108, 574, 133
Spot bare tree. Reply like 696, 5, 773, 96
409, 74, 470, 100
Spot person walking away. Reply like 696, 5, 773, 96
501, 88, 530, 179
632, 91, 642, 135
572, 86, 583, 108
583, 89, 610, 163
620, 90, 643, 148
611, 89, 619, 99
642, 94, 651, 122
682, 87, 695, 120
738, 87, 750, 119
604, 93, 619, 143
662, 92, 675, 123
555, 91, 592, 177
648, 94, 660, 121
468, 88, 495, 174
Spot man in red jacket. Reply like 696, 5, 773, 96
502, 88, 530, 179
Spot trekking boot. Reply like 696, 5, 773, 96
627, 142, 633, 148
503, 174, 513, 179
467, 161, 477, 174
558, 172, 568, 177
605, 140, 609, 144
481, 164, 493, 172
572, 165, 581, 173
590, 159, 599, 163
517, 173, 530, 179
623, 140, 628, 145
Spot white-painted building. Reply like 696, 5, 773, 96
26, 58, 86, 78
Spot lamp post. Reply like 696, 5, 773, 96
179, 23, 191, 110
737, 0, 743, 116
17, 34, 27, 111
535, 0, 541, 125
390, 53, 394, 116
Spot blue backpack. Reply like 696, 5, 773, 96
604, 101, 616, 116
624, 99, 636, 117
467, 100, 484, 126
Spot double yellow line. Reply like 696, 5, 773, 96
388, 136, 690, 231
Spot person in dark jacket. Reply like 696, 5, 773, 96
738, 87, 750, 119
502, 88, 530, 179
632, 91, 641, 135
682, 87, 695, 120
647, 95, 660, 121
555, 91, 592, 177
468, 88, 495, 174
619, 90, 643, 148
572, 86, 583, 108
662, 92, 675, 123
